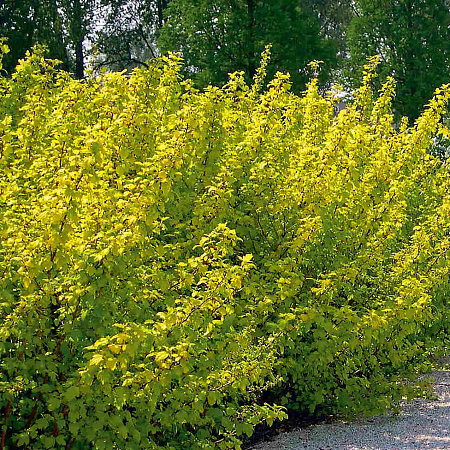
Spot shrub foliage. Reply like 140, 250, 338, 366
1, 47, 450, 449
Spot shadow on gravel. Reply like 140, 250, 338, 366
246, 367, 450, 450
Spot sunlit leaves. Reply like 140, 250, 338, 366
1, 46, 450, 449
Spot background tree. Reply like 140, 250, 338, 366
92, 0, 170, 71
346, 0, 450, 120
54, 0, 98, 79
0, 0, 69, 74
0, 0, 98, 78
158, 0, 337, 91
304, 0, 355, 59
2, 0, 447, 112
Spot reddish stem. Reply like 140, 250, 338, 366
0, 399, 12, 450
52, 420, 59, 436
24, 392, 42, 429
24, 373, 48, 430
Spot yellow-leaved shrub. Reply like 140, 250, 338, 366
1, 46, 450, 449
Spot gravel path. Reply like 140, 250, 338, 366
250, 364, 450, 450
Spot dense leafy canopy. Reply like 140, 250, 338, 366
303, 0, 354, 59
93, 0, 168, 71
0, 0, 96, 78
159, 0, 336, 91
1, 0, 449, 121
1, 47, 450, 449
347, 0, 450, 120
0, 0, 69, 74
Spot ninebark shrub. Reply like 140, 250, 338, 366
1, 47, 450, 449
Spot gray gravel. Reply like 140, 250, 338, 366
250, 364, 450, 450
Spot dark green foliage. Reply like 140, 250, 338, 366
0, 0, 96, 78
92, 0, 169, 72
159, 0, 337, 91
346, 0, 450, 121
0, 0, 69, 74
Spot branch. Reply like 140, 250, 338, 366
0, 399, 12, 450
24, 373, 48, 430
137, 25, 157, 59
95, 57, 149, 70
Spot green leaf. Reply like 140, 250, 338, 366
65, 386, 79, 402
42, 436, 55, 449
69, 422, 79, 435
16, 434, 30, 447
56, 435, 66, 446
207, 391, 217, 406
221, 416, 234, 431
47, 397, 61, 412
117, 424, 128, 439
242, 423, 253, 437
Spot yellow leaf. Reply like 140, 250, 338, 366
108, 344, 122, 354
89, 354, 104, 366
242, 254, 253, 263
104, 358, 117, 370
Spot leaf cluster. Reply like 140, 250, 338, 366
1, 46, 450, 449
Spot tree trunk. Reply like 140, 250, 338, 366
72, 0, 85, 79
404, 0, 417, 100
75, 38, 84, 79
246, 0, 256, 78
157, 0, 169, 29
